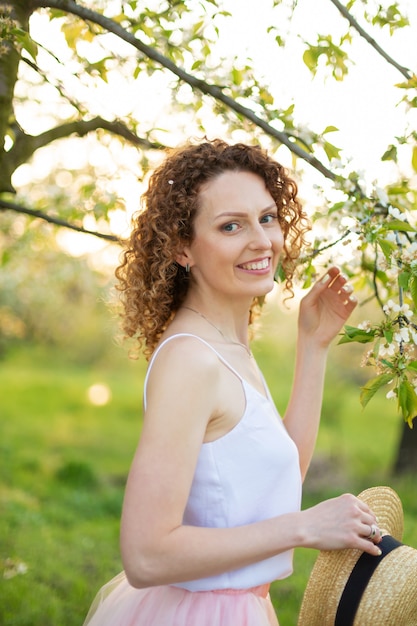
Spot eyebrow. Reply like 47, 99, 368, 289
213, 203, 277, 221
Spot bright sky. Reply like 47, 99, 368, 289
16, 0, 417, 262
221, 0, 416, 180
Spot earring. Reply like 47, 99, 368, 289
185, 263, 190, 273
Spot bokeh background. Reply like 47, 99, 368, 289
1, 1, 417, 624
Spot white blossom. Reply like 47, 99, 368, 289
375, 186, 389, 207
386, 389, 396, 399
388, 206, 406, 221
330, 158, 343, 170
383, 300, 411, 316
400, 303, 412, 316
394, 327, 410, 343
383, 299, 397, 314
339, 178, 356, 193
378, 342, 396, 357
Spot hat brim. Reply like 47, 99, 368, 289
297, 486, 404, 626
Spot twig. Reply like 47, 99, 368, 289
328, 0, 412, 80
33, 0, 336, 181
372, 242, 384, 310
0, 199, 121, 242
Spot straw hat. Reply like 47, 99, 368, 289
297, 486, 417, 626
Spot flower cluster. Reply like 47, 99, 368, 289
340, 300, 417, 426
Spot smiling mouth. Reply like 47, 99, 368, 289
239, 258, 270, 271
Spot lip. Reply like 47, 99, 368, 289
237, 257, 272, 272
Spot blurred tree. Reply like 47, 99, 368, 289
0, 211, 116, 363
0, 0, 417, 470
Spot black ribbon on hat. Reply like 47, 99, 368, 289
334, 535, 402, 626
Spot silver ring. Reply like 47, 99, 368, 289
366, 524, 377, 539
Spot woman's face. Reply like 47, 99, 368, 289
182, 170, 284, 303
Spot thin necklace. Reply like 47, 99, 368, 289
182, 306, 253, 358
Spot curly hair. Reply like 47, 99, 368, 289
116, 139, 310, 358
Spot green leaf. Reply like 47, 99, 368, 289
398, 379, 417, 427
328, 201, 347, 214
383, 329, 393, 343
381, 145, 398, 162
192, 20, 204, 35
274, 262, 286, 284
259, 87, 274, 106
395, 76, 417, 89
412, 146, 417, 173
49, 9, 68, 18
385, 220, 415, 232
302, 47, 319, 75
406, 361, 417, 373
381, 359, 395, 370
378, 238, 397, 259
398, 271, 410, 289
338, 325, 375, 345
14, 31, 38, 62
231, 67, 243, 85
409, 277, 417, 310
360, 373, 393, 408
322, 140, 341, 162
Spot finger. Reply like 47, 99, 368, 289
358, 522, 383, 555
339, 283, 353, 296
331, 276, 357, 309
361, 522, 379, 540
318, 267, 341, 289
359, 537, 383, 556
343, 293, 358, 311
329, 273, 354, 296
329, 272, 347, 290
319, 270, 354, 300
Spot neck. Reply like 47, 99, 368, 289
181, 305, 252, 357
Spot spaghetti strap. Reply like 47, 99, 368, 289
143, 333, 244, 409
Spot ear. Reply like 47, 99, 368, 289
175, 246, 193, 270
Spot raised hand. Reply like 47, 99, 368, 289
298, 267, 357, 348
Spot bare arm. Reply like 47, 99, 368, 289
284, 267, 357, 480
120, 334, 380, 590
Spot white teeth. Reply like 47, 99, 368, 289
241, 259, 269, 270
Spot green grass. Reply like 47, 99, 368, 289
1, 326, 416, 626
0, 343, 146, 626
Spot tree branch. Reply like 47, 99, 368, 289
0, 2, 31, 153
30, 117, 163, 151
1, 117, 163, 193
0, 198, 121, 242
328, 0, 412, 80
33, 0, 336, 181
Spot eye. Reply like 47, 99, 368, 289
260, 213, 278, 224
222, 222, 239, 233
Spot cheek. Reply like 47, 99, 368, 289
274, 228, 285, 250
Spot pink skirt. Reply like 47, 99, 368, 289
83, 571, 279, 626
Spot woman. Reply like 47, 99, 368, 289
83, 139, 382, 626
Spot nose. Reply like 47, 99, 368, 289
248, 223, 274, 250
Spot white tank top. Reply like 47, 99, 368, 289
144, 334, 302, 591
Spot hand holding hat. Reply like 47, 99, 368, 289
298, 491, 383, 557
298, 486, 417, 626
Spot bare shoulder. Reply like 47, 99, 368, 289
148, 334, 221, 384
144, 334, 222, 427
